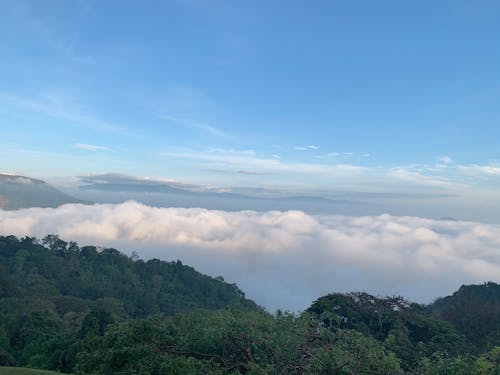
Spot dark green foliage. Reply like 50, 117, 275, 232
0, 350, 16, 367
0, 235, 257, 318
430, 282, 500, 353
1, 234, 500, 374
308, 292, 467, 370
73, 310, 400, 375
0, 235, 257, 372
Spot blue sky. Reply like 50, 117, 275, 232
4, 0, 500, 308
1, 0, 500, 202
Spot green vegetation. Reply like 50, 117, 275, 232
0, 234, 256, 317
430, 282, 500, 353
308, 293, 466, 370
1, 235, 499, 374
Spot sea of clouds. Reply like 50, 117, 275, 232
1, 201, 500, 311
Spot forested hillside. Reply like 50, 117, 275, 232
0, 235, 257, 370
308, 293, 467, 370
430, 282, 500, 353
0, 235, 256, 316
0, 235, 499, 374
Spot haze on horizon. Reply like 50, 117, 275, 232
1, 0, 500, 310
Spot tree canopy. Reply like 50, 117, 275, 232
0, 235, 499, 374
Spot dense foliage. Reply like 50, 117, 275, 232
0, 235, 499, 374
308, 293, 473, 370
430, 282, 500, 353
72, 310, 401, 374
0, 235, 256, 316
0, 235, 256, 370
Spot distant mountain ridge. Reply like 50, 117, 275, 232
0, 174, 81, 210
75, 173, 364, 213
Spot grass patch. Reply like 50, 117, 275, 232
0, 367, 64, 375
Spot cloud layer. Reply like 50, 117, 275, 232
74, 143, 112, 152
1, 202, 500, 311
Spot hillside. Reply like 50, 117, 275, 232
430, 282, 500, 353
0, 235, 257, 316
0, 175, 81, 210
307, 292, 467, 370
0, 235, 257, 371
1, 235, 499, 374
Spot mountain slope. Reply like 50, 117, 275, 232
0, 235, 258, 371
307, 284, 500, 369
307, 292, 467, 370
430, 282, 500, 353
0, 175, 81, 210
75, 173, 364, 213
0, 235, 257, 317
0, 234, 499, 373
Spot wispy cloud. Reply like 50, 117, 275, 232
315, 152, 369, 159
154, 85, 221, 136
158, 114, 228, 138
387, 167, 459, 188
457, 164, 500, 176
438, 156, 453, 164
237, 170, 266, 175
0, 92, 135, 137
161, 148, 367, 176
294, 145, 318, 151
392, 162, 500, 186
74, 143, 112, 152
159, 149, 498, 191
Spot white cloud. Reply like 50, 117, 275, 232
162, 148, 367, 177
294, 145, 318, 151
439, 156, 453, 164
158, 114, 228, 138
1, 202, 500, 311
0, 171, 22, 176
74, 143, 111, 152
387, 168, 457, 188
458, 164, 500, 176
